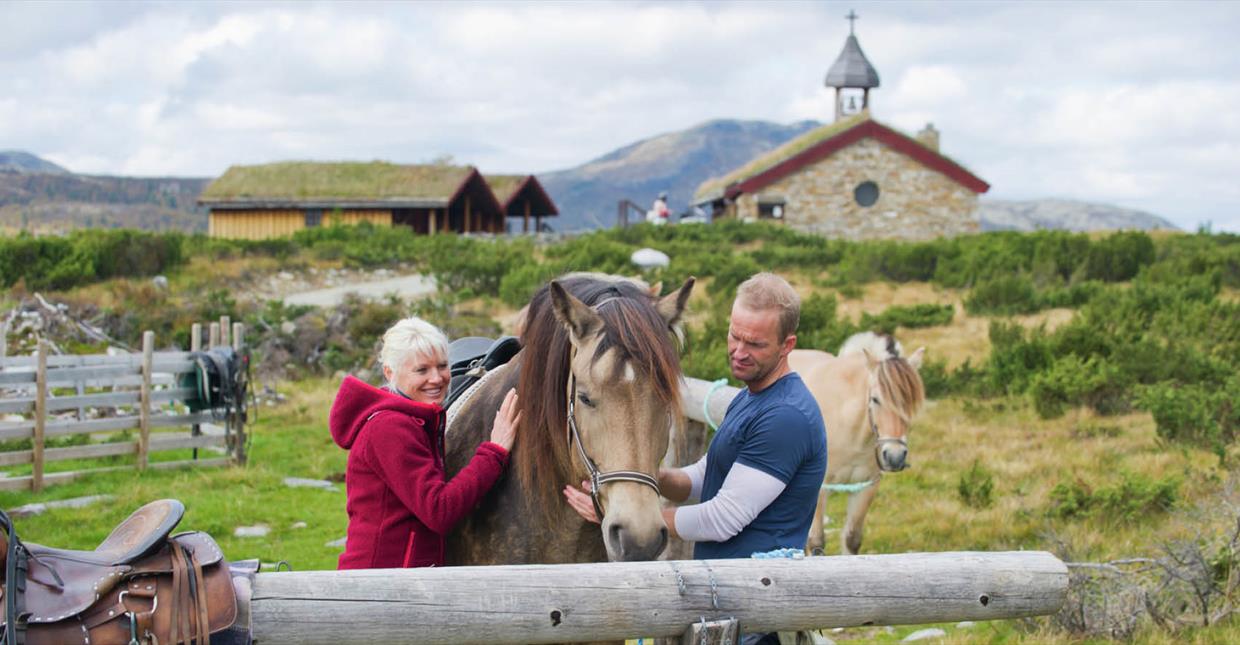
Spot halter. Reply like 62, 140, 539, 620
866, 378, 908, 471
566, 372, 661, 522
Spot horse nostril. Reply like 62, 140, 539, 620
608, 523, 624, 547
657, 527, 669, 555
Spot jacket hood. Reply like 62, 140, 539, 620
330, 375, 441, 449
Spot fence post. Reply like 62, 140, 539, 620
209, 322, 221, 349
138, 331, 154, 471
33, 340, 47, 492
0, 319, 7, 359
232, 322, 247, 465
220, 315, 231, 348
191, 323, 202, 460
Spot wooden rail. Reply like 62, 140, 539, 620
0, 319, 247, 491
250, 551, 1069, 644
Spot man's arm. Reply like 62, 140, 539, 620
658, 454, 707, 504
669, 463, 785, 542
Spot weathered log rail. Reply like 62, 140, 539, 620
251, 551, 1069, 644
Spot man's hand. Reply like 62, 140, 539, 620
658, 467, 692, 503
562, 480, 600, 523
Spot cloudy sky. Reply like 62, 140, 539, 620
2, 1, 1238, 231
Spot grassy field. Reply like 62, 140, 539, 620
3, 273, 1237, 643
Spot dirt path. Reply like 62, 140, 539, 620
282, 274, 437, 307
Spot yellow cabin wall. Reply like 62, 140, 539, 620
208, 209, 392, 239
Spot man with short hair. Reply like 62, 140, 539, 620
656, 272, 827, 563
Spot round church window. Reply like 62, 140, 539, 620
854, 181, 879, 207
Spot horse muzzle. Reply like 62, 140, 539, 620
878, 443, 909, 472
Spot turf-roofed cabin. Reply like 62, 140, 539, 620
485, 174, 559, 234
199, 161, 505, 239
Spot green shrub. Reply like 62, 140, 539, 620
1084, 231, 1155, 282
964, 274, 1040, 315
957, 460, 995, 509
1138, 378, 1240, 460
1048, 473, 1178, 522
860, 303, 954, 332
1028, 355, 1122, 419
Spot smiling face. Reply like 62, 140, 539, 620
384, 351, 449, 405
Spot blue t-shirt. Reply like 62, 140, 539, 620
694, 372, 827, 560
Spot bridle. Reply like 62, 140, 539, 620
566, 371, 661, 522
866, 379, 908, 472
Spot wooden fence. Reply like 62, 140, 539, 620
0, 317, 248, 491
250, 551, 1069, 644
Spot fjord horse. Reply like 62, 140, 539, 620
789, 332, 925, 555
444, 274, 693, 564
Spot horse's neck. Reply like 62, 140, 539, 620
822, 358, 879, 478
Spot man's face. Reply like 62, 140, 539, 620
727, 304, 789, 385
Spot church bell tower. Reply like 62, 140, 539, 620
824, 10, 881, 121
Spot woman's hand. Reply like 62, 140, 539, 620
562, 480, 600, 524
489, 388, 521, 451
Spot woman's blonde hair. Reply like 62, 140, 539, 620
379, 316, 449, 373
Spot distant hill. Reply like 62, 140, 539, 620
540, 122, 1179, 234
0, 152, 209, 232
0, 150, 68, 174
539, 119, 821, 230
978, 199, 1178, 232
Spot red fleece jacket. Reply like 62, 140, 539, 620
329, 375, 508, 569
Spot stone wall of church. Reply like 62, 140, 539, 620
733, 138, 980, 241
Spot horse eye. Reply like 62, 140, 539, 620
578, 392, 596, 408
871, 396, 881, 405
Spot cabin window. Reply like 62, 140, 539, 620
854, 181, 879, 207
757, 198, 785, 220
305, 209, 323, 227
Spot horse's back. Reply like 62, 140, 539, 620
789, 348, 834, 376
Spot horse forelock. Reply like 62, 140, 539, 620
839, 331, 902, 361
516, 275, 679, 517
876, 357, 925, 424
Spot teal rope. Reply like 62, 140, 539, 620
703, 378, 728, 431
751, 547, 805, 559
822, 478, 877, 493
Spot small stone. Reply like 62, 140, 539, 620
325, 536, 347, 548
152, 275, 169, 290
291, 521, 308, 529
278, 271, 295, 280
280, 321, 297, 335
284, 477, 338, 491
955, 621, 975, 629
234, 525, 271, 538
8, 494, 114, 518
902, 628, 947, 641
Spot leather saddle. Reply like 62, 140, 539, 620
2, 499, 237, 645
444, 336, 521, 410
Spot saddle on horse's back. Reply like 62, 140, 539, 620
444, 336, 520, 411
1, 499, 237, 645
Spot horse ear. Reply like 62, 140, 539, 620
549, 281, 602, 346
648, 281, 663, 297
860, 347, 880, 368
907, 346, 925, 370
656, 277, 695, 327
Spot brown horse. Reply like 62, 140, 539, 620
444, 274, 693, 565
789, 332, 925, 555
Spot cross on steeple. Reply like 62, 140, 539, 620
846, 10, 858, 35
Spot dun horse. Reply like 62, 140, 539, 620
444, 274, 693, 564
789, 332, 925, 555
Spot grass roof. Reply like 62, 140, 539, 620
484, 174, 527, 206
200, 161, 473, 202
694, 112, 871, 202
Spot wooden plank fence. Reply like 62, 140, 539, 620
0, 317, 248, 491
250, 551, 1069, 644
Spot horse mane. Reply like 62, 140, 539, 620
839, 332, 925, 423
516, 275, 683, 514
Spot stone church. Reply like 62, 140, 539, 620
694, 16, 989, 240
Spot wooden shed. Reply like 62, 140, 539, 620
199, 161, 504, 239
485, 174, 559, 233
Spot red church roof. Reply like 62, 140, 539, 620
695, 115, 989, 202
